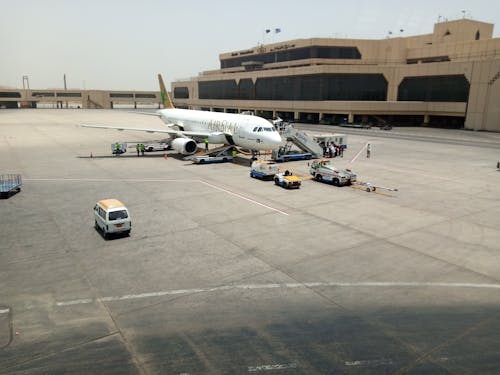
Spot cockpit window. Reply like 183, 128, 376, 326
253, 127, 258, 132
258, 127, 262, 132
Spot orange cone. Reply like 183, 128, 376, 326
164, 153, 168, 160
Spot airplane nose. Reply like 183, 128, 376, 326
269, 132, 283, 149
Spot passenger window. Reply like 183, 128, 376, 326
109, 210, 128, 221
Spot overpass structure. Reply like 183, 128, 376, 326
0, 88, 161, 109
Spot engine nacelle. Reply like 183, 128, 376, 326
171, 138, 197, 155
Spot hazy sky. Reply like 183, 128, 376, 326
1, 0, 499, 90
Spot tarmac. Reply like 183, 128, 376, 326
1, 109, 500, 374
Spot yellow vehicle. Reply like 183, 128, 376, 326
274, 170, 302, 189
93, 199, 131, 239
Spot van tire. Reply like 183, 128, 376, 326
332, 178, 339, 186
95, 220, 99, 230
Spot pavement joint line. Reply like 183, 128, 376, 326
56, 281, 500, 307
24, 177, 289, 216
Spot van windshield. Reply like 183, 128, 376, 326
109, 210, 128, 220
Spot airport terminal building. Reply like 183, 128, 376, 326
171, 19, 500, 131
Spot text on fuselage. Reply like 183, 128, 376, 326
208, 120, 237, 133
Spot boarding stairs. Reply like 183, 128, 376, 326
282, 125, 323, 158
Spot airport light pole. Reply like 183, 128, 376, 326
22, 75, 30, 90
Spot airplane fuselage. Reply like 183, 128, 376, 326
158, 108, 282, 151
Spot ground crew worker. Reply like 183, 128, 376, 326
114, 142, 121, 155
204, 138, 209, 150
136, 144, 140, 157
140, 143, 145, 156
231, 149, 237, 159
366, 143, 371, 158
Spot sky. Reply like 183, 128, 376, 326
1, 0, 499, 91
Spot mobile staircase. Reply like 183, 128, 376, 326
281, 125, 323, 158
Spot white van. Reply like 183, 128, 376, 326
93, 199, 131, 238
250, 160, 280, 180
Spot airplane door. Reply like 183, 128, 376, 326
236, 125, 246, 140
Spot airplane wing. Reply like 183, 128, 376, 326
80, 124, 211, 138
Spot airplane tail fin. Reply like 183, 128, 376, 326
158, 74, 175, 109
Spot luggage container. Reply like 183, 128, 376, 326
0, 174, 22, 198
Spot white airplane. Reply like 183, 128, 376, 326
81, 74, 282, 155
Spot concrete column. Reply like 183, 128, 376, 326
134, 102, 137, 109
348, 113, 354, 123
319, 113, 324, 121
294, 111, 300, 121
423, 114, 430, 126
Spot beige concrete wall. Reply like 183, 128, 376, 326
173, 18, 500, 131
465, 59, 500, 131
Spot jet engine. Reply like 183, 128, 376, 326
171, 138, 197, 155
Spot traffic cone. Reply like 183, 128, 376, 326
164, 153, 168, 160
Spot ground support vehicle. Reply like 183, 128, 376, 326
274, 145, 312, 162
274, 170, 302, 189
0, 174, 22, 198
352, 181, 399, 193
309, 159, 356, 186
144, 142, 171, 152
250, 160, 280, 180
111, 142, 127, 155
192, 146, 234, 164
94, 198, 131, 239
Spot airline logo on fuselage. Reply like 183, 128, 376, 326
208, 119, 237, 134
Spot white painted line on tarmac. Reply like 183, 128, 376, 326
349, 141, 370, 163
56, 298, 93, 306
345, 358, 393, 367
248, 362, 297, 372
25, 178, 196, 183
56, 281, 500, 307
0, 308, 10, 314
199, 180, 289, 216
25, 178, 289, 216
